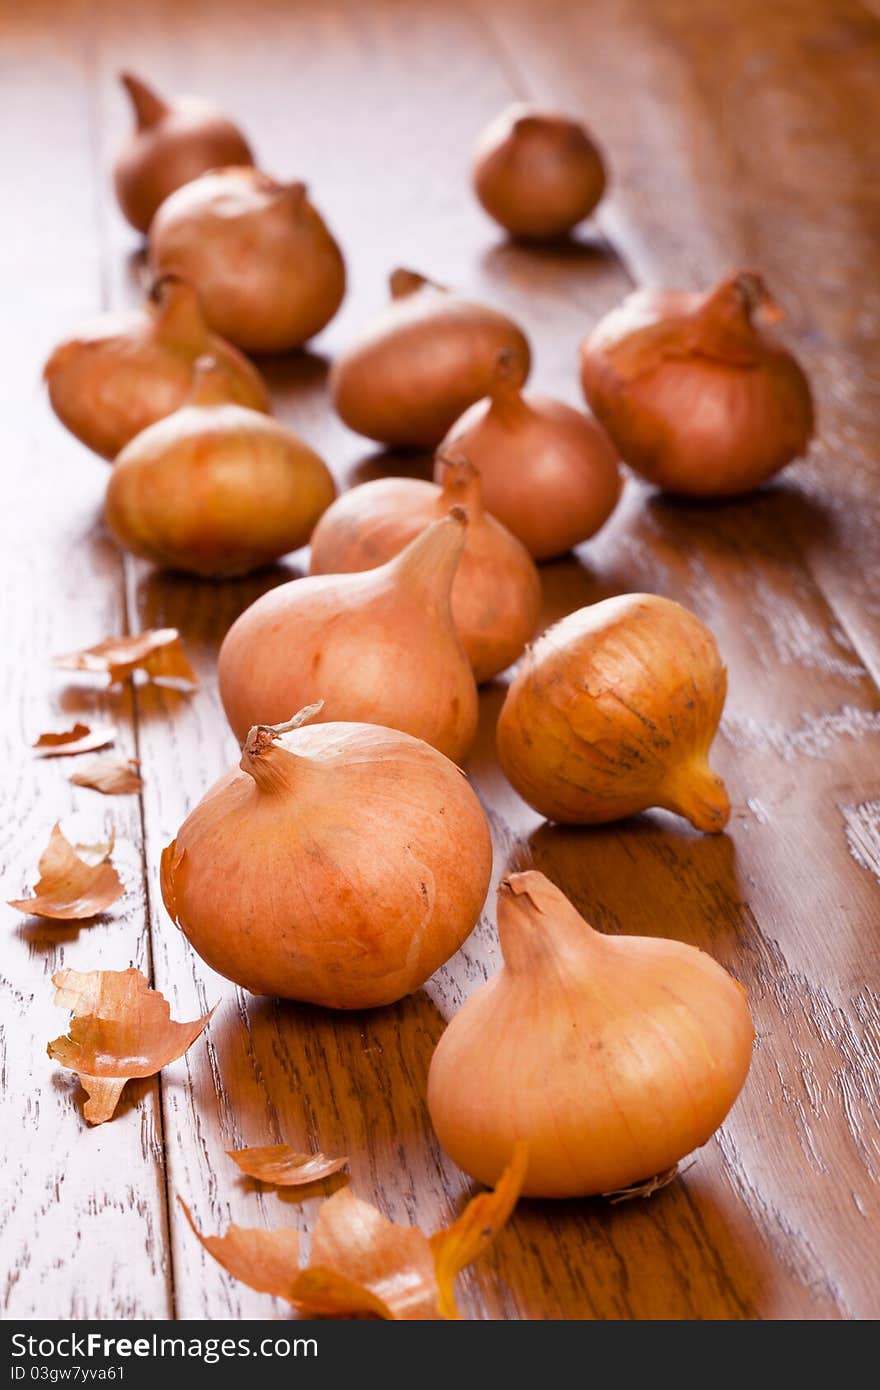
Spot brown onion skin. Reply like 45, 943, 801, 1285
105, 359, 335, 578
219, 514, 479, 760
497, 594, 729, 832
473, 106, 606, 241
309, 461, 541, 682
329, 269, 530, 448
439, 374, 621, 560
580, 272, 815, 497
149, 168, 346, 354
113, 72, 254, 235
43, 278, 269, 461
162, 719, 493, 1009
427, 871, 753, 1196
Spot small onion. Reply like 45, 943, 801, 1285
219, 513, 479, 760
428, 871, 753, 1196
149, 168, 346, 353
472, 105, 606, 241
309, 458, 541, 683
43, 277, 269, 461
580, 271, 815, 496
113, 71, 254, 235
497, 593, 730, 832
161, 708, 493, 1009
439, 358, 621, 560
329, 269, 530, 448
105, 357, 335, 578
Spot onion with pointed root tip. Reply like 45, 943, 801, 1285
149, 168, 346, 353
161, 704, 493, 1009
329, 269, 530, 448
427, 870, 753, 1197
580, 271, 815, 496
43, 277, 269, 460
219, 511, 479, 760
309, 456, 541, 682
439, 350, 621, 559
497, 593, 730, 831
472, 105, 607, 241
113, 72, 254, 234
104, 356, 335, 578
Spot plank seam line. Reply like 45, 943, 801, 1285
125, 558, 181, 1320
85, 1, 178, 1316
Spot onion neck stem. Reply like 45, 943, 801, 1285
488, 350, 528, 417
120, 71, 168, 130
732, 273, 766, 316
187, 357, 236, 407
662, 759, 730, 834
153, 278, 207, 349
497, 872, 601, 975
239, 704, 323, 791
390, 512, 467, 603
435, 455, 483, 517
389, 268, 435, 300
688, 273, 778, 364
275, 181, 307, 216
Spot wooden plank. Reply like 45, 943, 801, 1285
480, 0, 880, 682
93, 0, 598, 1321
0, 0, 839, 1317
0, 0, 171, 1320
60, 0, 880, 1320
472, 0, 880, 1317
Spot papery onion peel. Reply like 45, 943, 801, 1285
181, 1142, 526, 1318
69, 757, 143, 795
8, 824, 123, 921
55, 629, 198, 689
48, 967, 214, 1124
32, 723, 116, 758
228, 1146, 349, 1189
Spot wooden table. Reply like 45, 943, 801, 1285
4, 0, 879, 1321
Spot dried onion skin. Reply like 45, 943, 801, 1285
473, 106, 606, 241
428, 871, 753, 1197
149, 168, 346, 353
580, 272, 814, 496
439, 369, 621, 560
330, 269, 530, 448
105, 358, 335, 578
113, 71, 254, 235
308, 459, 541, 682
162, 715, 493, 1009
43, 277, 269, 460
219, 513, 479, 760
497, 593, 730, 832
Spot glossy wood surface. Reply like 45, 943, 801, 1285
3, 0, 878, 1321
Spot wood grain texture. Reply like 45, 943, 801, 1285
0, 0, 170, 1320
481, 0, 880, 681
3, 0, 879, 1321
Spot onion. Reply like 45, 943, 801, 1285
161, 708, 493, 1009
105, 357, 335, 578
497, 593, 729, 832
43, 277, 269, 461
113, 72, 254, 235
219, 513, 479, 760
438, 357, 621, 559
329, 269, 530, 448
472, 105, 606, 241
580, 272, 815, 496
427, 871, 753, 1196
309, 458, 541, 682
149, 168, 346, 353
